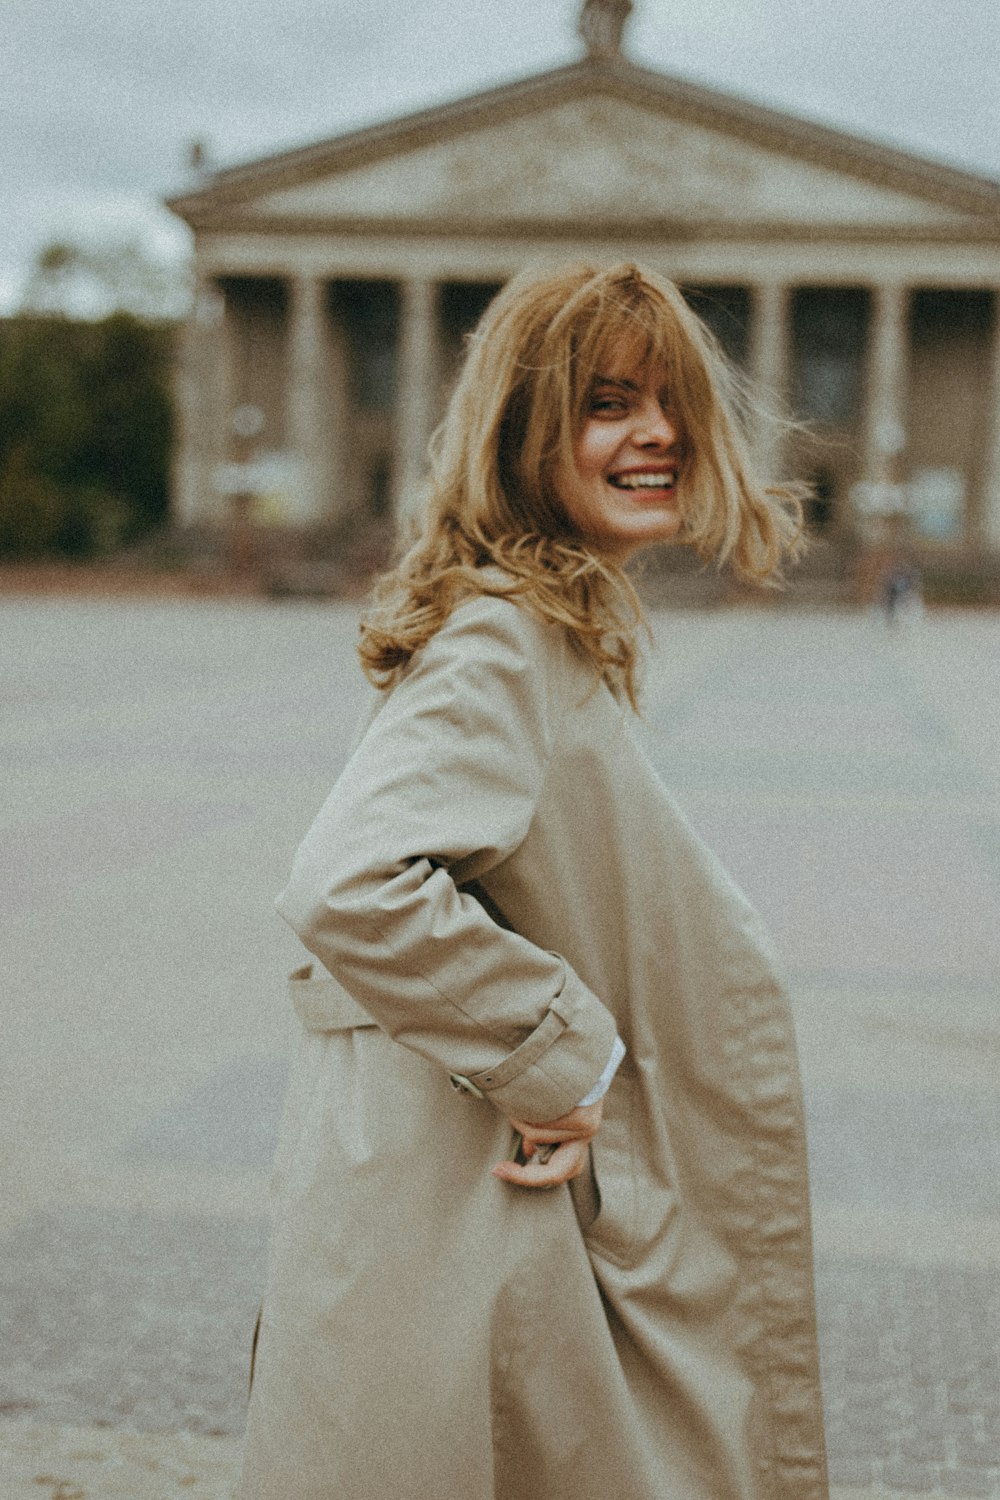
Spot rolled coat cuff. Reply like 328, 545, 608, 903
456, 968, 619, 1123
577, 1034, 627, 1107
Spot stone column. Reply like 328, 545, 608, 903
286, 274, 329, 524
980, 289, 1000, 549
171, 272, 226, 526
749, 281, 789, 480
393, 277, 439, 532
861, 283, 909, 491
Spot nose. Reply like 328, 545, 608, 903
634, 398, 677, 449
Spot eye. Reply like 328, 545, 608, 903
589, 393, 628, 415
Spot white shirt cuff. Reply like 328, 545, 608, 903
576, 1034, 626, 1107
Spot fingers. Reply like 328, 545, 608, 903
508, 1101, 603, 1142
494, 1099, 602, 1187
492, 1139, 588, 1189
517, 1141, 556, 1164
508, 1121, 598, 1157
507, 1109, 602, 1157
516, 1132, 565, 1160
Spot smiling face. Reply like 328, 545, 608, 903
553, 349, 684, 559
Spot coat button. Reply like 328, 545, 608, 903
448, 1072, 486, 1100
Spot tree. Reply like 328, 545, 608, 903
0, 312, 174, 558
20, 238, 190, 323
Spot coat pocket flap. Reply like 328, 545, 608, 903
289, 963, 378, 1033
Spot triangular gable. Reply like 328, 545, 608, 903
169, 61, 1000, 236
245, 96, 977, 230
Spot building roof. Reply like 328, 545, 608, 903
167, 48, 1000, 238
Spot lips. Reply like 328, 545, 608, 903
608, 469, 678, 490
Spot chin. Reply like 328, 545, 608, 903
629, 517, 684, 548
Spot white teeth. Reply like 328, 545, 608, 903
611, 472, 676, 489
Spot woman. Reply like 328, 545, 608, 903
240, 262, 828, 1500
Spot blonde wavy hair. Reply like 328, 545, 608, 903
359, 260, 804, 708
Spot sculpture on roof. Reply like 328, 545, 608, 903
579, 0, 634, 58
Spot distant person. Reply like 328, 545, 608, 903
882, 562, 922, 625
239, 263, 828, 1499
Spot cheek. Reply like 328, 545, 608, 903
572, 423, 616, 480
550, 462, 587, 528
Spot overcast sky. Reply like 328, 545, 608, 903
2, 0, 998, 312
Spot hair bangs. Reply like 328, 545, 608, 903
556, 273, 715, 447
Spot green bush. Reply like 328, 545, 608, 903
0, 312, 174, 559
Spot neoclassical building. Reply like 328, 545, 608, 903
167, 0, 1000, 595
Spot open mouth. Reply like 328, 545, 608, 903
608, 470, 678, 491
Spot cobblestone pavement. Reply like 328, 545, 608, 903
1, 1212, 999, 1495
2, 597, 999, 1497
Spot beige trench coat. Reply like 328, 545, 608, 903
240, 593, 828, 1500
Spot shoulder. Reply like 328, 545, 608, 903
416, 589, 568, 680
380, 591, 581, 758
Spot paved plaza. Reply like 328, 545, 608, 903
1, 593, 999, 1498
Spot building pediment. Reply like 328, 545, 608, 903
168, 60, 1000, 238
249, 96, 983, 233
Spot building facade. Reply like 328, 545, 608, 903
167, 1, 1000, 597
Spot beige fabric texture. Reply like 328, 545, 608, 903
240, 593, 829, 1500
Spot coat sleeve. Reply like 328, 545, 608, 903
275, 593, 619, 1124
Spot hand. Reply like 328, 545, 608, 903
491, 1100, 603, 1188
